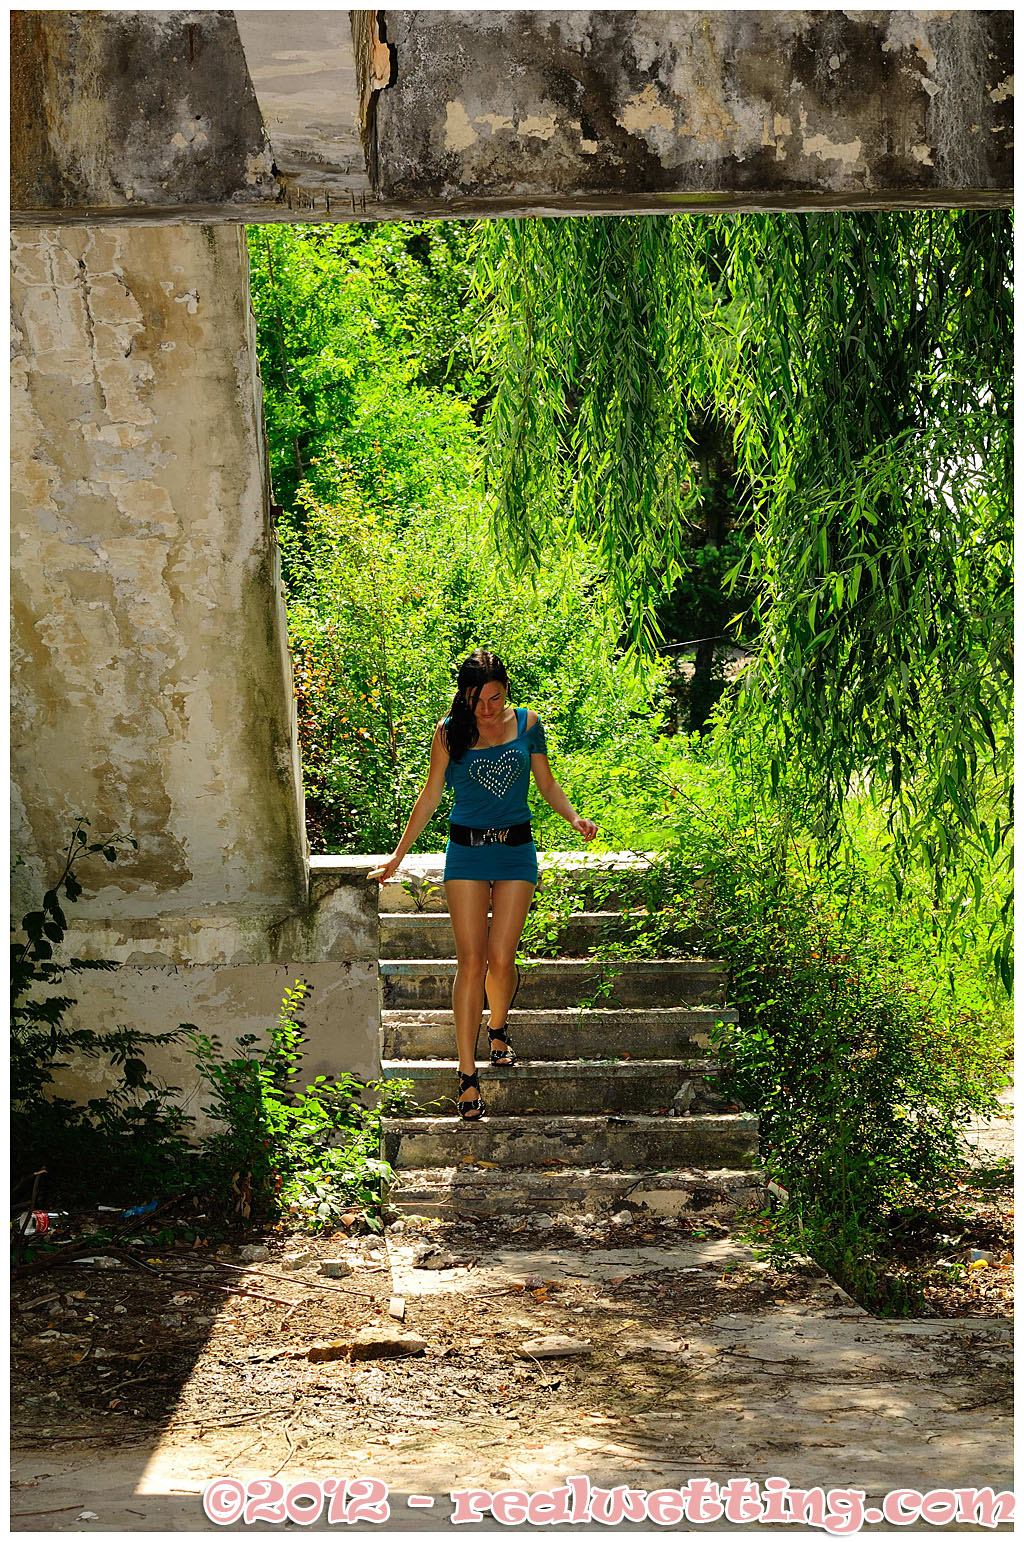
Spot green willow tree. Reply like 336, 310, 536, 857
475, 211, 1012, 986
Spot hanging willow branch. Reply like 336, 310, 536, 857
474, 210, 1012, 987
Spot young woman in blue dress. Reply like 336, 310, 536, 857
369, 650, 597, 1118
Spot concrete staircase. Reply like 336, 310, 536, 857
378, 855, 762, 1220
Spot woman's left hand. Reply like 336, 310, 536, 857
571, 815, 598, 843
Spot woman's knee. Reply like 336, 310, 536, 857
454, 952, 488, 981
486, 946, 517, 975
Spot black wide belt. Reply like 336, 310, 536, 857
449, 820, 533, 847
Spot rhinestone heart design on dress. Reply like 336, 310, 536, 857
467, 747, 524, 799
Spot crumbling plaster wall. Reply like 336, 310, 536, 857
371, 10, 1015, 208
10, 10, 1012, 222
11, 224, 382, 1120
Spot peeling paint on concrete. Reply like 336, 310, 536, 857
516, 113, 559, 142
444, 100, 477, 152
10, 10, 1014, 218
475, 113, 515, 135
800, 118, 864, 169
616, 84, 676, 137
372, 11, 1011, 209
11, 224, 306, 917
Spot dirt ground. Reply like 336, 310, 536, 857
10, 1185, 1013, 1535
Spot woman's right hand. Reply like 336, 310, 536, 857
367, 853, 403, 885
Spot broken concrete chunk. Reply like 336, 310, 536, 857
302, 1328, 426, 1363
610, 1209, 634, 1226
319, 1259, 353, 1278
281, 1250, 314, 1270
410, 1243, 458, 1269
350, 1328, 427, 1360
238, 1244, 271, 1263
388, 1296, 406, 1320
519, 1335, 592, 1358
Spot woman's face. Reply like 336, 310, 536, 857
470, 681, 508, 723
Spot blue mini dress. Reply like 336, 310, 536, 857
442, 707, 547, 884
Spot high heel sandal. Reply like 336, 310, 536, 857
489, 963, 521, 1067
457, 1068, 487, 1121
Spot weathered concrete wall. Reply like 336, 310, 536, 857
374, 11, 1013, 209
11, 223, 306, 919
41, 863, 385, 1135
11, 225, 382, 1121
10, 10, 280, 215
10, 10, 1013, 222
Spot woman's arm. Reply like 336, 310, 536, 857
528, 716, 597, 842
368, 722, 450, 883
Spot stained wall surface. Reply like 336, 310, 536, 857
11, 10, 1013, 222
11, 225, 381, 1119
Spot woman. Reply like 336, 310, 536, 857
369, 649, 597, 1118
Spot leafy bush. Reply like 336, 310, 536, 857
515, 733, 1009, 1310
11, 820, 195, 1205
186, 982, 412, 1231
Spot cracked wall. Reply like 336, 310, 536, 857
11, 10, 1012, 221
11, 225, 381, 1120
374, 11, 1012, 208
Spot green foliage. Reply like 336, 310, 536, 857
11, 820, 195, 1204
514, 733, 1008, 1309
247, 223, 486, 515
185, 982, 412, 1230
476, 211, 1013, 989
283, 467, 663, 853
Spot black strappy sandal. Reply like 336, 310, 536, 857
457, 1068, 487, 1121
489, 964, 521, 1067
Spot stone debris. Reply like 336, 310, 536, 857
301, 1328, 427, 1363
519, 1335, 592, 1358
281, 1250, 314, 1270
388, 1296, 406, 1320
410, 1243, 459, 1270
237, 1244, 270, 1263
319, 1259, 353, 1278
610, 1210, 634, 1226
618, 1332, 690, 1357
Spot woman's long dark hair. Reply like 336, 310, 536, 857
442, 649, 512, 762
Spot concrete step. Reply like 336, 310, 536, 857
387, 1165, 765, 1220
380, 910, 697, 959
382, 1005, 736, 1060
381, 1058, 724, 1116
380, 958, 728, 1010
377, 852, 659, 913
382, 1111, 759, 1171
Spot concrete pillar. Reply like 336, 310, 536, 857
11, 225, 381, 1122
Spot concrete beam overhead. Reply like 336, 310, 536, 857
10, 9, 1013, 223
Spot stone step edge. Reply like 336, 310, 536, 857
380, 957, 728, 971
382, 1111, 758, 1132
385, 1165, 765, 1217
382, 1006, 739, 1020
388, 1165, 763, 1189
382, 1058, 721, 1075
382, 910, 683, 925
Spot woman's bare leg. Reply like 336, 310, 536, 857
444, 879, 492, 1107
486, 880, 536, 1051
